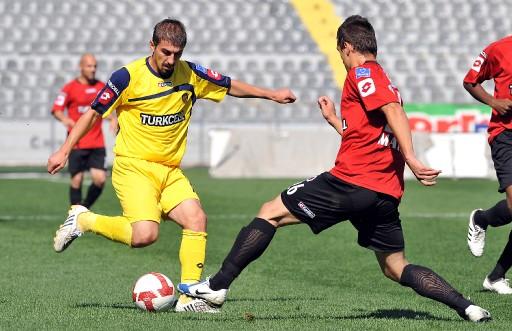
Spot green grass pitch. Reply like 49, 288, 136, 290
1, 168, 511, 330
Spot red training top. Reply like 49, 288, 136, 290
330, 61, 405, 200
464, 35, 512, 144
52, 79, 105, 149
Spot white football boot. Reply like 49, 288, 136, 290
463, 305, 492, 322
483, 277, 512, 294
178, 278, 228, 306
174, 294, 220, 313
53, 205, 88, 252
467, 209, 486, 257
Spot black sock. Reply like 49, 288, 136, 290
82, 184, 104, 208
399, 264, 472, 317
488, 230, 512, 282
475, 200, 512, 229
210, 218, 276, 290
69, 187, 82, 205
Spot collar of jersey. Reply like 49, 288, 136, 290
146, 57, 174, 79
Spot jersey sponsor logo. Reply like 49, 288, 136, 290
471, 53, 486, 73
158, 81, 173, 87
107, 80, 121, 95
77, 106, 88, 114
355, 67, 371, 79
357, 78, 376, 97
377, 125, 400, 151
207, 69, 222, 80
298, 201, 316, 219
85, 87, 98, 94
140, 111, 186, 127
98, 88, 115, 105
54, 93, 66, 106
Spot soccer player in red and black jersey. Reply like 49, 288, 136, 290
51, 54, 115, 208
464, 36, 512, 294
179, 16, 491, 322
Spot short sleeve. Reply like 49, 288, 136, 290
51, 84, 70, 113
186, 62, 231, 102
353, 66, 399, 112
91, 67, 130, 117
463, 47, 495, 84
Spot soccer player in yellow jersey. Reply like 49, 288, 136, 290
47, 18, 296, 312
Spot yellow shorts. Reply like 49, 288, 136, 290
112, 156, 199, 222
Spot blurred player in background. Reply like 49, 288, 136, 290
47, 18, 296, 312
51, 53, 116, 208
179, 15, 491, 322
465, 36, 512, 294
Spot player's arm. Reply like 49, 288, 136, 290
381, 102, 441, 186
228, 79, 296, 104
47, 108, 99, 174
317, 96, 343, 135
463, 82, 512, 115
52, 110, 75, 129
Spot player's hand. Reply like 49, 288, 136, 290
491, 99, 512, 115
317, 96, 337, 120
406, 157, 441, 186
271, 88, 296, 104
47, 150, 69, 175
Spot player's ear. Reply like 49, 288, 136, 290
150, 40, 156, 52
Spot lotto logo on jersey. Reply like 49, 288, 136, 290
207, 69, 222, 80
54, 94, 66, 106
471, 52, 487, 73
98, 88, 114, 105
357, 78, 376, 97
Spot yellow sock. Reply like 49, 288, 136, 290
179, 230, 207, 284
78, 212, 133, 246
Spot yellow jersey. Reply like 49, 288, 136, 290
91, 57, 230, 166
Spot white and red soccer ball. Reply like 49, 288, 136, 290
132, 272, 177, 311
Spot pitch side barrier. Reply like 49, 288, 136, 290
208, 104, 495, 179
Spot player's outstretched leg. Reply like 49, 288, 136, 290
179, 217, 277, 306
53, 205, 88, 252
399, 264, 491, 322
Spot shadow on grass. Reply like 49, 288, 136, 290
180, 308, 454, 322
229, 296, 325, 303
73, 302, 138, 310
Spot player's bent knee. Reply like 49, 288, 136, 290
131, 224, 159, 248
131, 232, 159, 248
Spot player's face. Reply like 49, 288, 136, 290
150, 40, 183, 79
80, 56, 97, 83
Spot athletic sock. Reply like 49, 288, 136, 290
475, 199, 512, 229
488, 230, 512, 282
210, 218, 276, 291
82, 184, 104, 208
69, 187, 82, 205
179, 230, 207, 284
399, 264, 472, 317
77, 212, 132, 246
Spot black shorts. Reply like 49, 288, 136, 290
491, 130, 512, 193
68, 148, 107, 176
280, 172, 404, 252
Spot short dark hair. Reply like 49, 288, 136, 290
336, 15, 377, 56
152, 18, 187, 48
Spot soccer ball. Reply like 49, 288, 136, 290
132, 272, 177, 311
